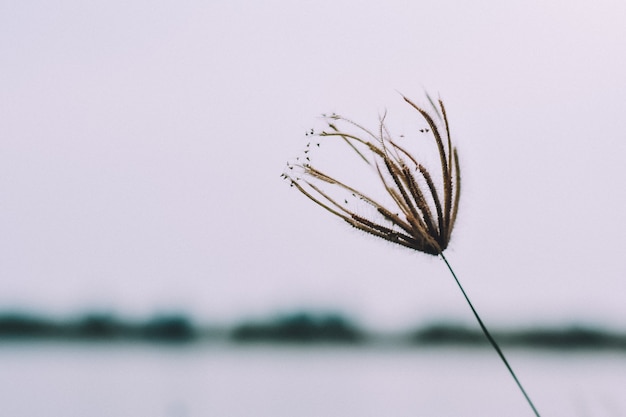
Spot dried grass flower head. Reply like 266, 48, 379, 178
283, 94, 542, 416
283, 94, 461, 256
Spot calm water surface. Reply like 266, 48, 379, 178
1, 342, 625, 417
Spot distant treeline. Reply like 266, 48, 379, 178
0, 312, 196, 342
2, 311, 626, 350
231, 313, 364, 343
412, 322, 626, 350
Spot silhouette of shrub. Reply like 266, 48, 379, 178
231, 312, 363, 343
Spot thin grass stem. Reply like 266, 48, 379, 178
439, 253, 541, 417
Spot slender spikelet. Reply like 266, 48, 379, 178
284, 94, 459, 257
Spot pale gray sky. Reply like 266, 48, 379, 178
2, 0, 626, 330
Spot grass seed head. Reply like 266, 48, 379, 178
284, 94, 461, 256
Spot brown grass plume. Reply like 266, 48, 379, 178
283, 94, 460, 256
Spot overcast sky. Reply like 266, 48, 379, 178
2, 1, 626, 330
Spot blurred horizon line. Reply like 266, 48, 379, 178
1, 309, 626, 351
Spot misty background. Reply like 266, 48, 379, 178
2, 0, 626, 333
